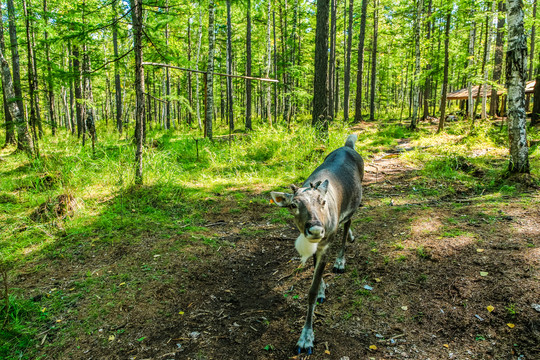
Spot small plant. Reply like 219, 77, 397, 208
416, 246, 430, 259
395, 255, 407, 262
505, 303, 518, 316
263, 344, 275, 351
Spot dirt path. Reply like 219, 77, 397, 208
16, 145, 540, 360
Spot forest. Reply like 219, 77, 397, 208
0, 0, 539, 359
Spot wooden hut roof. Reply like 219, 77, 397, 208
446, 80, 536, 100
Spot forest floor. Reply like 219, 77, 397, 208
2, 121, 540, 359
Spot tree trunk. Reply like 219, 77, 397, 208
187, 20, 193, 125
130, 0, 145, 183
43, 0, 56, 136
354, 0, 369, 122
529, 0, 537, 81
328, 0, 337, 121
0, 49, 34, 156
481, 2, 496, 120
490, 1, 506, 116
467, 4, 476, 121
246, 0, 252, 130
0, 5, 15, 146
113, 0, 123, 134
370, 0, 379, 122
205, 0, 215, 139
73, 45, 83, 138
263, 0, 272, 126
312, 0, 330, 129
227, 0, 235, 131
437, 10, 451, 133
343, 0, 354, 122
410, 0, 423, 129
195, 9, 203, 130
422, 0, 432, 121
23, 0, 41, 140
165, 1, 171, 130
506, 0, 529, 173
7, 0, 28, 151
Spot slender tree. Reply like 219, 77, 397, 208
370, 0, 379, 122
43, 0, 56, 136
23, 0, 41, 139
343, 0, 354, 122
0, 6, 15, 146
328, 0, 337, 121
312, 0, 331, 129
490, 1, 506, 116
205, 0, 215, 139
7, 0, 27, 151
113, 0, 123, 134
227, 0, 235, 130
130, 0, 145, 183
481, 1, 496, 120
246, 0, 253, 130
506, 0, 529, 173
438, 10, 452, 133
467, 3, 476, 120
354, 0, 369, 122
410, 0, 423, 129
0, 49, 34, 156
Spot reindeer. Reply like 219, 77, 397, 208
271, 134, 364, 354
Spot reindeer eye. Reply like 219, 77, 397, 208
290, 203, 298, 209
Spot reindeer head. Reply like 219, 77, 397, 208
271, 180, 329, 243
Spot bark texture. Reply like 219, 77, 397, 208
506, 0, 529, 173
354, 0, 369, 122
312, 0, 330, 129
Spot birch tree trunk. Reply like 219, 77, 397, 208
205, 0, 215, 139
506, 0, 529, 173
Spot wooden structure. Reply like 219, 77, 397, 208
446, 80, 535, 100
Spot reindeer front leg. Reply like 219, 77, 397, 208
296, 248, 328, 354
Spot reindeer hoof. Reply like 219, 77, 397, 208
296, 346, 313, 355
296, 328, 315, 354
332, 266, 345, 274
317, 297, 325, 304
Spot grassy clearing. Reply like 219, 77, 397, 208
0, 117, 539, 359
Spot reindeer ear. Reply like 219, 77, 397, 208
270, 192, 293, 207
316, 179, 329, 196
290, 184, 299, 193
